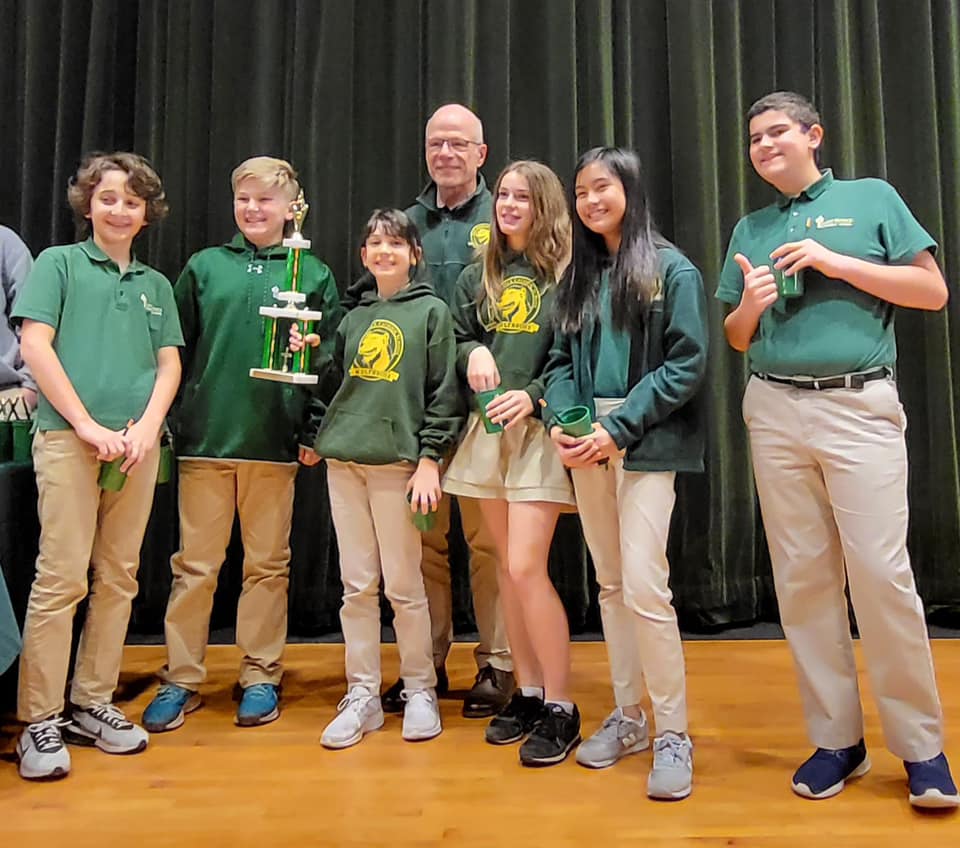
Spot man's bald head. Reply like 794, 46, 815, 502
425, 103, 485, 144
424, 103, 488, 209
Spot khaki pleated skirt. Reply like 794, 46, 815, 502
443, 412, 576, 507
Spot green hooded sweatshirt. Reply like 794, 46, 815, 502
449, 256, 558, 413
306, 279, 463, 465
172, 234, 342, 462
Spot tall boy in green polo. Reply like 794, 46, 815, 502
13, 152, 182, 781
717, 91, 957, 809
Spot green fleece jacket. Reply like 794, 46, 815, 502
306, 279, 463, 465
341, 177, 492, 309
543, 247, 708, 473
173, 234, 342, 462
450, 257, 558, 412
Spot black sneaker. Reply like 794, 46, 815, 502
519, 703, 581, 767
382, 666, 448, 714
463, 665, 515, 718
485, 692, 544, 745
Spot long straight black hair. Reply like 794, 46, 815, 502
554, 147, 670, 333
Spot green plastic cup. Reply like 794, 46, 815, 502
99, 456, 128, 492
556, 405, 593, 437
475, 388, 505, 434
0, 421, 12, 461
11, 420, 33, 462
407, 491, 436, 532
157, 438, 173, 484
775, 267, 804, 298
556, 405, 608, 467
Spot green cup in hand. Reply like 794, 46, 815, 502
407, 490, 436, 532
475, 388, 505, 434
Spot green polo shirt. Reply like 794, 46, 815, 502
12, 238, 183, 431
716, 170, 936, 376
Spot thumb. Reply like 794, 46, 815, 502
734, 253, 754, 277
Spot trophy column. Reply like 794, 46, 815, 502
249, 190, 323, 385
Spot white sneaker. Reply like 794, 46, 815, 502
65, 704, 149, 754
321, 687, 384, 749
401, 688, 442, 741
17, 717, 71, 780
576, 707, 650, 768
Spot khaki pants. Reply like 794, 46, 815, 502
327, 460, 435, 691
18, 429, 160, 722
162, 459, 297, 688
571, 459, 688, 736
421, 493, 511, 672
743, 376, 943, 761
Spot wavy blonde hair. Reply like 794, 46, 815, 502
480, 160, 570, 324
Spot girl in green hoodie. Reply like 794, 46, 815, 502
296, 210, 462, 749
443, 161, 579, 767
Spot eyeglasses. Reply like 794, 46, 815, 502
426, 137, 483, 154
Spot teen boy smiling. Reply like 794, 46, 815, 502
718, 91, 957, 809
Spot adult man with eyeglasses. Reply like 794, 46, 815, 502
348, 103, 515, 719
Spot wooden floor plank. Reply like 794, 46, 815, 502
1, 640, 957, 846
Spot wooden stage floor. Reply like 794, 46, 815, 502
1, 640, 957, 846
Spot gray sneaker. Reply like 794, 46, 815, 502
64, 704, 149, 755
576, 707, 650, 768
647, 731, 693, 800
17, 717, 71, 780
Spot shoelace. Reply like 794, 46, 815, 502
155, 685, 190, 704
400, 689, 435, 706
84, 704, 133, 730
337, 689, 373, 713
243, 683, 276, 700
501, 692, 537, 718
28, 717, 69, 753
531, 704, 568, 741
594, 712, 636, 743
653, 733, 690, 767
474, 666, 496, 686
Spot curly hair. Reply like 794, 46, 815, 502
68, 152, 168, 238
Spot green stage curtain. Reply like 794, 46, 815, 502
0, 0, 957, 637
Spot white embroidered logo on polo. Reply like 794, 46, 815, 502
140, 293, 163, 316
815, 215, 855, 229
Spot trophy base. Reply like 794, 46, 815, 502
249, 368, 318, 385
259, 305, 324, 321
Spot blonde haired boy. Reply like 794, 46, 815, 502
142, 156, 342, 731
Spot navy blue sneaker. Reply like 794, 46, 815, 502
236, 683, 280, 727
904, 752, 960, 809
142, 684, 201, 732
792, 739, 870, 799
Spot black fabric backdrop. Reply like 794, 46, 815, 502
0, 0, 958, 638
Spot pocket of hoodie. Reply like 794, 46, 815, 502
318, 409, 400, 460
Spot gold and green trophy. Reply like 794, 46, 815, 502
249, 190, 323, 384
